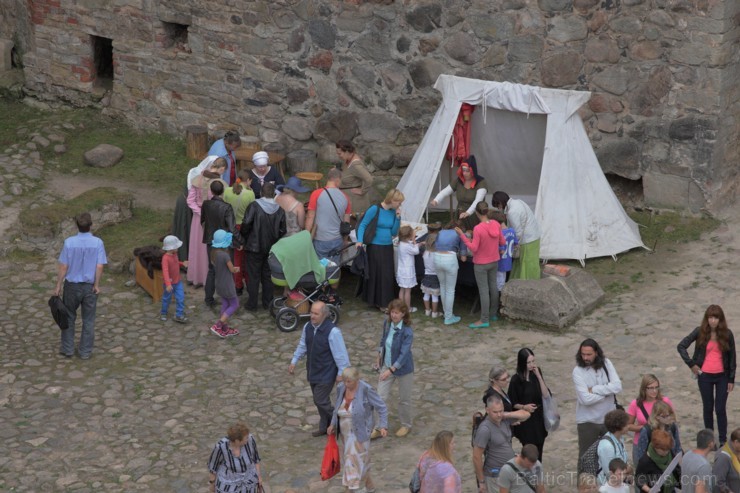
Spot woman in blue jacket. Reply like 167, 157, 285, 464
372, 299, 415, 440
328, 367, 388, 493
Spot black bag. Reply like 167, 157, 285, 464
361, 204, 381, 245
323, 188, 352, 237
471, 411, 486, 447
408, 465, 420, 493
48, 295, 68, 330
603, 365, 624, 410
409, 455, 424, 493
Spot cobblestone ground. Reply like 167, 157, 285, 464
1, 123, 738, 492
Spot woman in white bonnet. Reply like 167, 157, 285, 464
248, 150, 284, 199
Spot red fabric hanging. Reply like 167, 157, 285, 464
445, 103, 476, 167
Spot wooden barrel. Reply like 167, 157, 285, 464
185, 125, 208, 159
286, 149, 317, 175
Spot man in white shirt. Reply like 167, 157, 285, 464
573, 338, 622, 460
492, 191, 541, 280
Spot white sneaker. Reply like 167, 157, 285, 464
431, 312, 440, 318
409, 307, 418, 313
425, 309, 432, 316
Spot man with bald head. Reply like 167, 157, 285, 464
288, 301, 350, 437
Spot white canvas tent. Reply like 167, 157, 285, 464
397, 75, 645, 262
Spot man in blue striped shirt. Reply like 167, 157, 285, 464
54, 212, 107, 360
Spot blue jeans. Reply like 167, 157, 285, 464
697, 371, 729, 443
313, 237, 344, 263
161, 281, 185, 317
433, 252, 459, 321
473, 261, 498, 320
61, 281, 97, 357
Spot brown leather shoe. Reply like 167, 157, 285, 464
395, 426, 411, 437
311, 429, 327, 437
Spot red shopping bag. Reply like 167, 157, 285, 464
320, 434, 341, 480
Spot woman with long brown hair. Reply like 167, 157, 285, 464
417, 430, 462, 493
677, 304, 736, 445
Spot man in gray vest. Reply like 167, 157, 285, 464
288, 301, 350, 437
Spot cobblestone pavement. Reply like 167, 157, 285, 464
1, 123, 739, 492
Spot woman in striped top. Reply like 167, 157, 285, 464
208, 422, 262, 493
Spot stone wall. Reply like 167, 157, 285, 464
2, 0, 738, 213
0, 0, 31, 64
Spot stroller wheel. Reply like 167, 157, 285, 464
276, 307, 300, 333
270, 297, 286, 317
327, 304, 340, 325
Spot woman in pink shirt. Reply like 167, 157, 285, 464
626, 374, 674, 463
677, 304, 737, 445
455, 202, 505, 329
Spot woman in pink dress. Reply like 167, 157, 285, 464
186, 156, 227, 286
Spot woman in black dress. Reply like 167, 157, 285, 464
508, 347, 549, 461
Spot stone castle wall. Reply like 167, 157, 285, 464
2, 0, 738, 213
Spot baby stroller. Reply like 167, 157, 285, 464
268, 231, 348, 332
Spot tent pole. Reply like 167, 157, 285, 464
448, 160, 454, 222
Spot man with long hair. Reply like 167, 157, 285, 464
573, 339, 623, 461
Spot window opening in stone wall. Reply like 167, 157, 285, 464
91, 35, 113, 89
606, 173, 644, 209
162, 22, 189, 49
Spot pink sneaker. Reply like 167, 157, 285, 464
223, 326, 239, 337
209, 323, 226, 338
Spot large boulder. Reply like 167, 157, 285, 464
500, 267, 605, 330
84, 144, 124, 168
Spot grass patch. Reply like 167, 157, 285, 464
0, 99, 197, 197
51, 115, 195, 197
18, 187, 133, 236
0, 101, 46, 148
630, 210, 720, 247
5, 248, 45, 264
96, 207, 172, 261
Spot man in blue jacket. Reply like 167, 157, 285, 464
288, 301, 350, 437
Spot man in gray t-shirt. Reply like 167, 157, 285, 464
498, 445, 545, 493
305, 168, 350, 262
473, 394, 531, 493
681, 429, 715, 493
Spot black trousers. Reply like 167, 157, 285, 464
245, 251, 272, 309
310, 382, 335, 432
204, 244, 216, 304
